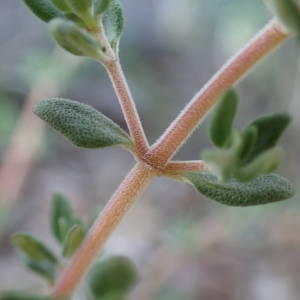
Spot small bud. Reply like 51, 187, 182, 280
49, 18, 101, 59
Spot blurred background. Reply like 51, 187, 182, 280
1, 0, 300, 299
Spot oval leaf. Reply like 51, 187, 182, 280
51, 193, 74, 243
62, 225, 85, 257
12, 234, 58, 283
49, 18, 101, 58
88, 256, 138, 298
23, 0, 62, 22
103, 0, 124, 51
34, 98, 132, 149
243, 112, 291, 163
209, 89, 238, 148
185, 172, 295, 206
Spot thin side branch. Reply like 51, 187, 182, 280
105, 60, 149, 157
51, 162, 155, 298
144, 19, 289, 167
165, 160, 209, 173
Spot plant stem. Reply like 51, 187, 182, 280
105, 60, 149, 157
51, 162, 155, 298
165, 160, 209, 173
51, 18, 290, 298
144, 19, 289, 167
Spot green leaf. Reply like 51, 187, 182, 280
12, 234, 58, 283
34, 98, 132, 149
94, 0, 112, 15
51, 193, 74, 243
49, 18, 101, 58
243, 113, 291, 163
88, 256, 138, 298
23, 0, 62, 22
0, 292, 52, 300
264, 0, 300, 35
185, 172, 295, 206
65, 0, 93, 23
103, 0, 124, 51
235, 147, 283, 182
238, 125, 258, 160
62, 225, 85, 257
209, 89, 238, 148
51, 0, 70, 12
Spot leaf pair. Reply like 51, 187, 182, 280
22, 0, 124, 58
207, 89, 291, 182
34, 98, 132, 150
88, 256, 138, 300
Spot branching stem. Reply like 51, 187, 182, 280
51, 18, 290, 298
144, 19, 289, 167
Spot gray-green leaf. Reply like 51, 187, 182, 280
62, 225, 85, 257
88, 256, 138, 298
243, 112, 291, 163
34, 98, 132, 149
209, 89, 238, 148
49, 18, 101, 58
185, 172, 295, 206
12, 234, 58, 283
23, 0, 62, 22
103, 0, 124, 51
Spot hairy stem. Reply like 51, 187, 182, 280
51, 18, 290, 298
165, 160, 209, 173
105, 60, 149, 157
51, 162, 155, 298
144, 19, 289, 167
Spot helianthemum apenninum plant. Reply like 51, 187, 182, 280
3, 0, 300, 299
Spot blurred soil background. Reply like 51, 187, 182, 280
1, 0, 300, 299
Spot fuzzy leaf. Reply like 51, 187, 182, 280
264, 0, 300, 35
51, 193, 74, 243
23, 0, 62, 22
49, 18, 101, 58
209, 89, 238, 148
243, 113, 291, 163
185, 172, 295, 206
238, 125, 258, 160
51, 0, 70, 12
103, 0, 124, 51
88, 256, 138, 298
95, 0, 113, 15
62, 225, 85, 257
34, 98, 132, 149
12, 234, 58, 283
